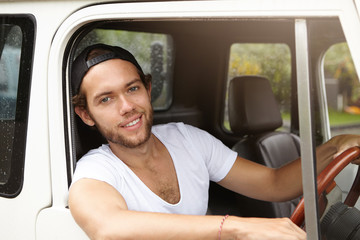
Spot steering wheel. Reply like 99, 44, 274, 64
290, 146, 360, 227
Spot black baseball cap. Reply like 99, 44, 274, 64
71, 43, 144, 96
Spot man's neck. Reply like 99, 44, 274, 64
108, 134, 161, 169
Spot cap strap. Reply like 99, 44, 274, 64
86, 52, 116, 69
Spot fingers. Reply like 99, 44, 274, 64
262, 218, 306, 240
340, 135, 360, 151
331, 134, 360, 159
352, 158, 360, 165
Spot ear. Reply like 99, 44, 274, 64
75, 106, 95, 127
147, 82, 152, 99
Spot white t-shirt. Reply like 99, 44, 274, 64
72, 122, 237, 215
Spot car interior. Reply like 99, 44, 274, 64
66, 17, 346, 218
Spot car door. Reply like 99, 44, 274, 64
0, 15, 51, 240
37, 1, 360, 240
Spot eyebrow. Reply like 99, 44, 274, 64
125, 78, 142, 88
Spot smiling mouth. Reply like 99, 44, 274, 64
124, 117, 140, 127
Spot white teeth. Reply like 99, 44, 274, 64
125, 118, 140, 127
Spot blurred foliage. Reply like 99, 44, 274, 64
324, 43, 356, 79
228, 43, 291, 112
324, 43, 360, 102
78, 29, 170, 74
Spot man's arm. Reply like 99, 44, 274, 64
69, 178, 221, 239
218, 134, 360, 202
69, 178, 305, 240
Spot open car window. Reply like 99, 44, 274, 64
323, 42, 360, 136
224, 43, 292, 132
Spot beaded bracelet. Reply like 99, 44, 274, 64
218, 214, 229, 240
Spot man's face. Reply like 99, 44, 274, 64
76, 58, 153, 149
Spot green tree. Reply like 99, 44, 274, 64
324, 43, 359, 103
228, 43, 291, 112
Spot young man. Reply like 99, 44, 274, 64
69, 44, 359, 240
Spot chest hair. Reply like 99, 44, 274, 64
132, 159, 180, 204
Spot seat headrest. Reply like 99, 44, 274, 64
228, 76, 283, 135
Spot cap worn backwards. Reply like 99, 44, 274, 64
71, 43, 143, 96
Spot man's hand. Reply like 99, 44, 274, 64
222, 216, 306, 240
328, 134, 360, 164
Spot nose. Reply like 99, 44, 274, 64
118, 95, 135, 115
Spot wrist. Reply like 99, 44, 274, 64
217, 215, 240, 240
218, 215, 229, 240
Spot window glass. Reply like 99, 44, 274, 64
0, 26, 21, 185
0, 16, 34, 197
323, 42, 360, 136
76, 29, 174, 110
224, 43, 292, 131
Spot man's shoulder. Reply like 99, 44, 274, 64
152, 122, 180, 131
152, 122, 189, 138
152, 122, 209, 141
152, 122, 199, 134
78, 144, 113, 163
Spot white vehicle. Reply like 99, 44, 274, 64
1, 0, 360, 239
